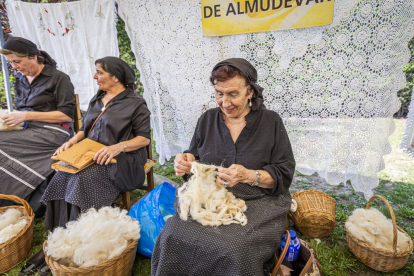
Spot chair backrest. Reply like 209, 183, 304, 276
74, 94, 82, 133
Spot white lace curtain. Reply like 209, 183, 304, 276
402, 89, 414, 157
117, 0, 414, 199
6, 0, 119, 109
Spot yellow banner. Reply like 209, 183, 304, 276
201, 0, 335, 36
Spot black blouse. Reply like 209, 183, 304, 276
185, 107, 295, 196
81, 87, 151, 145
14, 65, 75, 119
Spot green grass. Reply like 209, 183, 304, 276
3, 119, 414, 275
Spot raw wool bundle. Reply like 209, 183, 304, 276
178, 162, 247, 226
45, 206, 140, 267
0, 110, 24, 131
345, 208, 411, 252
0, 208, 28, 244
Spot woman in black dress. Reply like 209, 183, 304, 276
152, 58, 296, 276
0, 37, 75, 217
20, 56, 151, 275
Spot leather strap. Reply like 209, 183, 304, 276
87, 101, 113, 138
271, 230, 291, 276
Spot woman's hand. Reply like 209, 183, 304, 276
174, 153, 195, 176
94, 144, 122, 165
54, 140, 77, 156
1, 111, 27, 127
217, 164, 254, 188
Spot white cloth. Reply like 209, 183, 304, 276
6, 0, 119, 110
402, 89, 414, 157
117, 0, 414, 199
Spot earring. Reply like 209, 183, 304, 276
249, 99, 252, 107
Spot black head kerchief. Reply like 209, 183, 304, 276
213, 58, 265, 110
2, 37, 57, 68
98, 56, 135, 87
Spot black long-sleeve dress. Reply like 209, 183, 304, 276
0, 65, 75, 214
151, 107, 295, 276
40, 87, 151, 230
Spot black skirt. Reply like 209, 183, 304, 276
44, 200, 81, 230
0, 122, 71, 199
41, 163, 120, 229
151, 183, 291, 276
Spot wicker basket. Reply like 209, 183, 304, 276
44, 239, 138, 276
289, 190, 335, 238
0, 194, 34, 273
346, 195, 413, 272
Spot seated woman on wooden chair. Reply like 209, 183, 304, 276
0, 37, 75, 217
19, 56, 151, 276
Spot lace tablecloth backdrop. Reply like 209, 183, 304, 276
402, 90, 414, 157
117, 0, 414, 199
6, 0, 119, 109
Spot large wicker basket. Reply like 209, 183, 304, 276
0, 194, 34, 273
346, 195, 413, 272
289, 190, 335, 238
44, 239, 138, 276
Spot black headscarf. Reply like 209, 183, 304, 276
2, 37, 57, 68
96, 56, 135, 87
212, 58, 265, 110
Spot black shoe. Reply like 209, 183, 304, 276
38, 263, 52, 276
19, 258, 45, 275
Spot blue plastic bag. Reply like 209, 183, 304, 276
129, 182, 176, 257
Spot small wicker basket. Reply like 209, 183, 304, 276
44, 239, 138, 276
346, 195, 413, 272
289, 190, 336, 238
0, 194, 34, 273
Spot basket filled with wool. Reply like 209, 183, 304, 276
346, 195, 413, 272
0, 194, 34, 273
44, 206, 140, 276
289, 190, 335, 238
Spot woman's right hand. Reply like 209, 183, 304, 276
54, 140, 77, 156
174, 153, 195, 177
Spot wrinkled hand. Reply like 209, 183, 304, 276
174, 153, 195, 176
1, 111, 27, 127
54, 140, 77, 156
94, 144, 122, 165
217, 164, 250, 188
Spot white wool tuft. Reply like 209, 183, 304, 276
0, 208, 27, 244
178, 162, 248, 226
290, 199, 298, 212
0, 111, 24, 131
346, 208, 411, 252
0, 219, 27, 244
45, 206, 140, 267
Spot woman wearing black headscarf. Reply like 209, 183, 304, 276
152, 58, 295, 276
19, 57, 151, 275
0, 37, 75, 216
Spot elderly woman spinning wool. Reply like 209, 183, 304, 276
0, 37, 75, 217
19, 57, 151, 275
152, 58, 296, 275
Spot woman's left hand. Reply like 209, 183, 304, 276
217, 164, 251, 188
1, 111, 27, 126
94, 144, 122, 165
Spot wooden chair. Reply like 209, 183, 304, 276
73, 93, 155, 211
120, 142, 155, 211
74, 94, 82, 133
